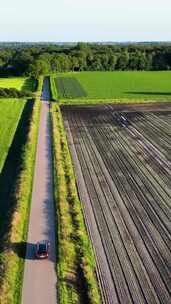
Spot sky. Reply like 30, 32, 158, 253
0, 0, 171, 42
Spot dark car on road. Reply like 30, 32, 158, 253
35, 240, 50, 259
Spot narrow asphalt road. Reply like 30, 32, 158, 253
21, 78, 57, 304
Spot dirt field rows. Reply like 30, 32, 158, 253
61, 104, 171, 304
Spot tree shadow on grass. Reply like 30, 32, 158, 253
21, 78, 37, 92
11, 242, 35, 260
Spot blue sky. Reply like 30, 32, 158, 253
1, 0, 171, 42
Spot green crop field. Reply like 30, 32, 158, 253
56, 77, 87, 98
52, 71, 171, 104
0, 99, 26, 173
0, 77, 36, 91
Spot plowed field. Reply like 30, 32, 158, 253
62, 104, 171, 304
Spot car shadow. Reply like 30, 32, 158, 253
12, 242, 35, 260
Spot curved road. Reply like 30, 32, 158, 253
22, 78, 57, 304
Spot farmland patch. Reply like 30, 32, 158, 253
56, 77, 87, 98
0, 77, 36, 92
52, 71, 171, 103
0, 99, 26, 173
62, 104, 171, 304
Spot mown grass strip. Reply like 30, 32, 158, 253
56, 77, 87, 99
60, 98, 171, 105
0, 77, 42, 304
51, 104, 101, 304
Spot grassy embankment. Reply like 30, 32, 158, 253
50, 76, 58, 101
0, 77, 43, 304
51, 71, 171, 104
51, 104, 101, 304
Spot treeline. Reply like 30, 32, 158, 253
0, 42, 171, 77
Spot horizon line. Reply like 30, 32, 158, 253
0, 40, 171, 44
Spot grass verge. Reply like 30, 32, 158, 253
35, 76, 43, 99
51, 104, 101, 304
0, 78, 42, 304
60, 98, 171, 105
50, 75, 58, 101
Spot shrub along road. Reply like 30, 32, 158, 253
21, 78, 57, 304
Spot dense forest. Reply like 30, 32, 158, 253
0, 42, 171, 78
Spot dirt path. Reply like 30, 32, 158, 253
21, 78, 57, 304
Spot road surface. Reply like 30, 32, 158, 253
22, 78, 57, 304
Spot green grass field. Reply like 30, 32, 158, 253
0, 99, 25, 173
0, 77, 36, 91
52, 71, 171, 104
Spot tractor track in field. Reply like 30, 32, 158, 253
62, 105, 171, 304
125, 113, 171, 161
82, 114, 171, 300
64, 114, 118, 304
